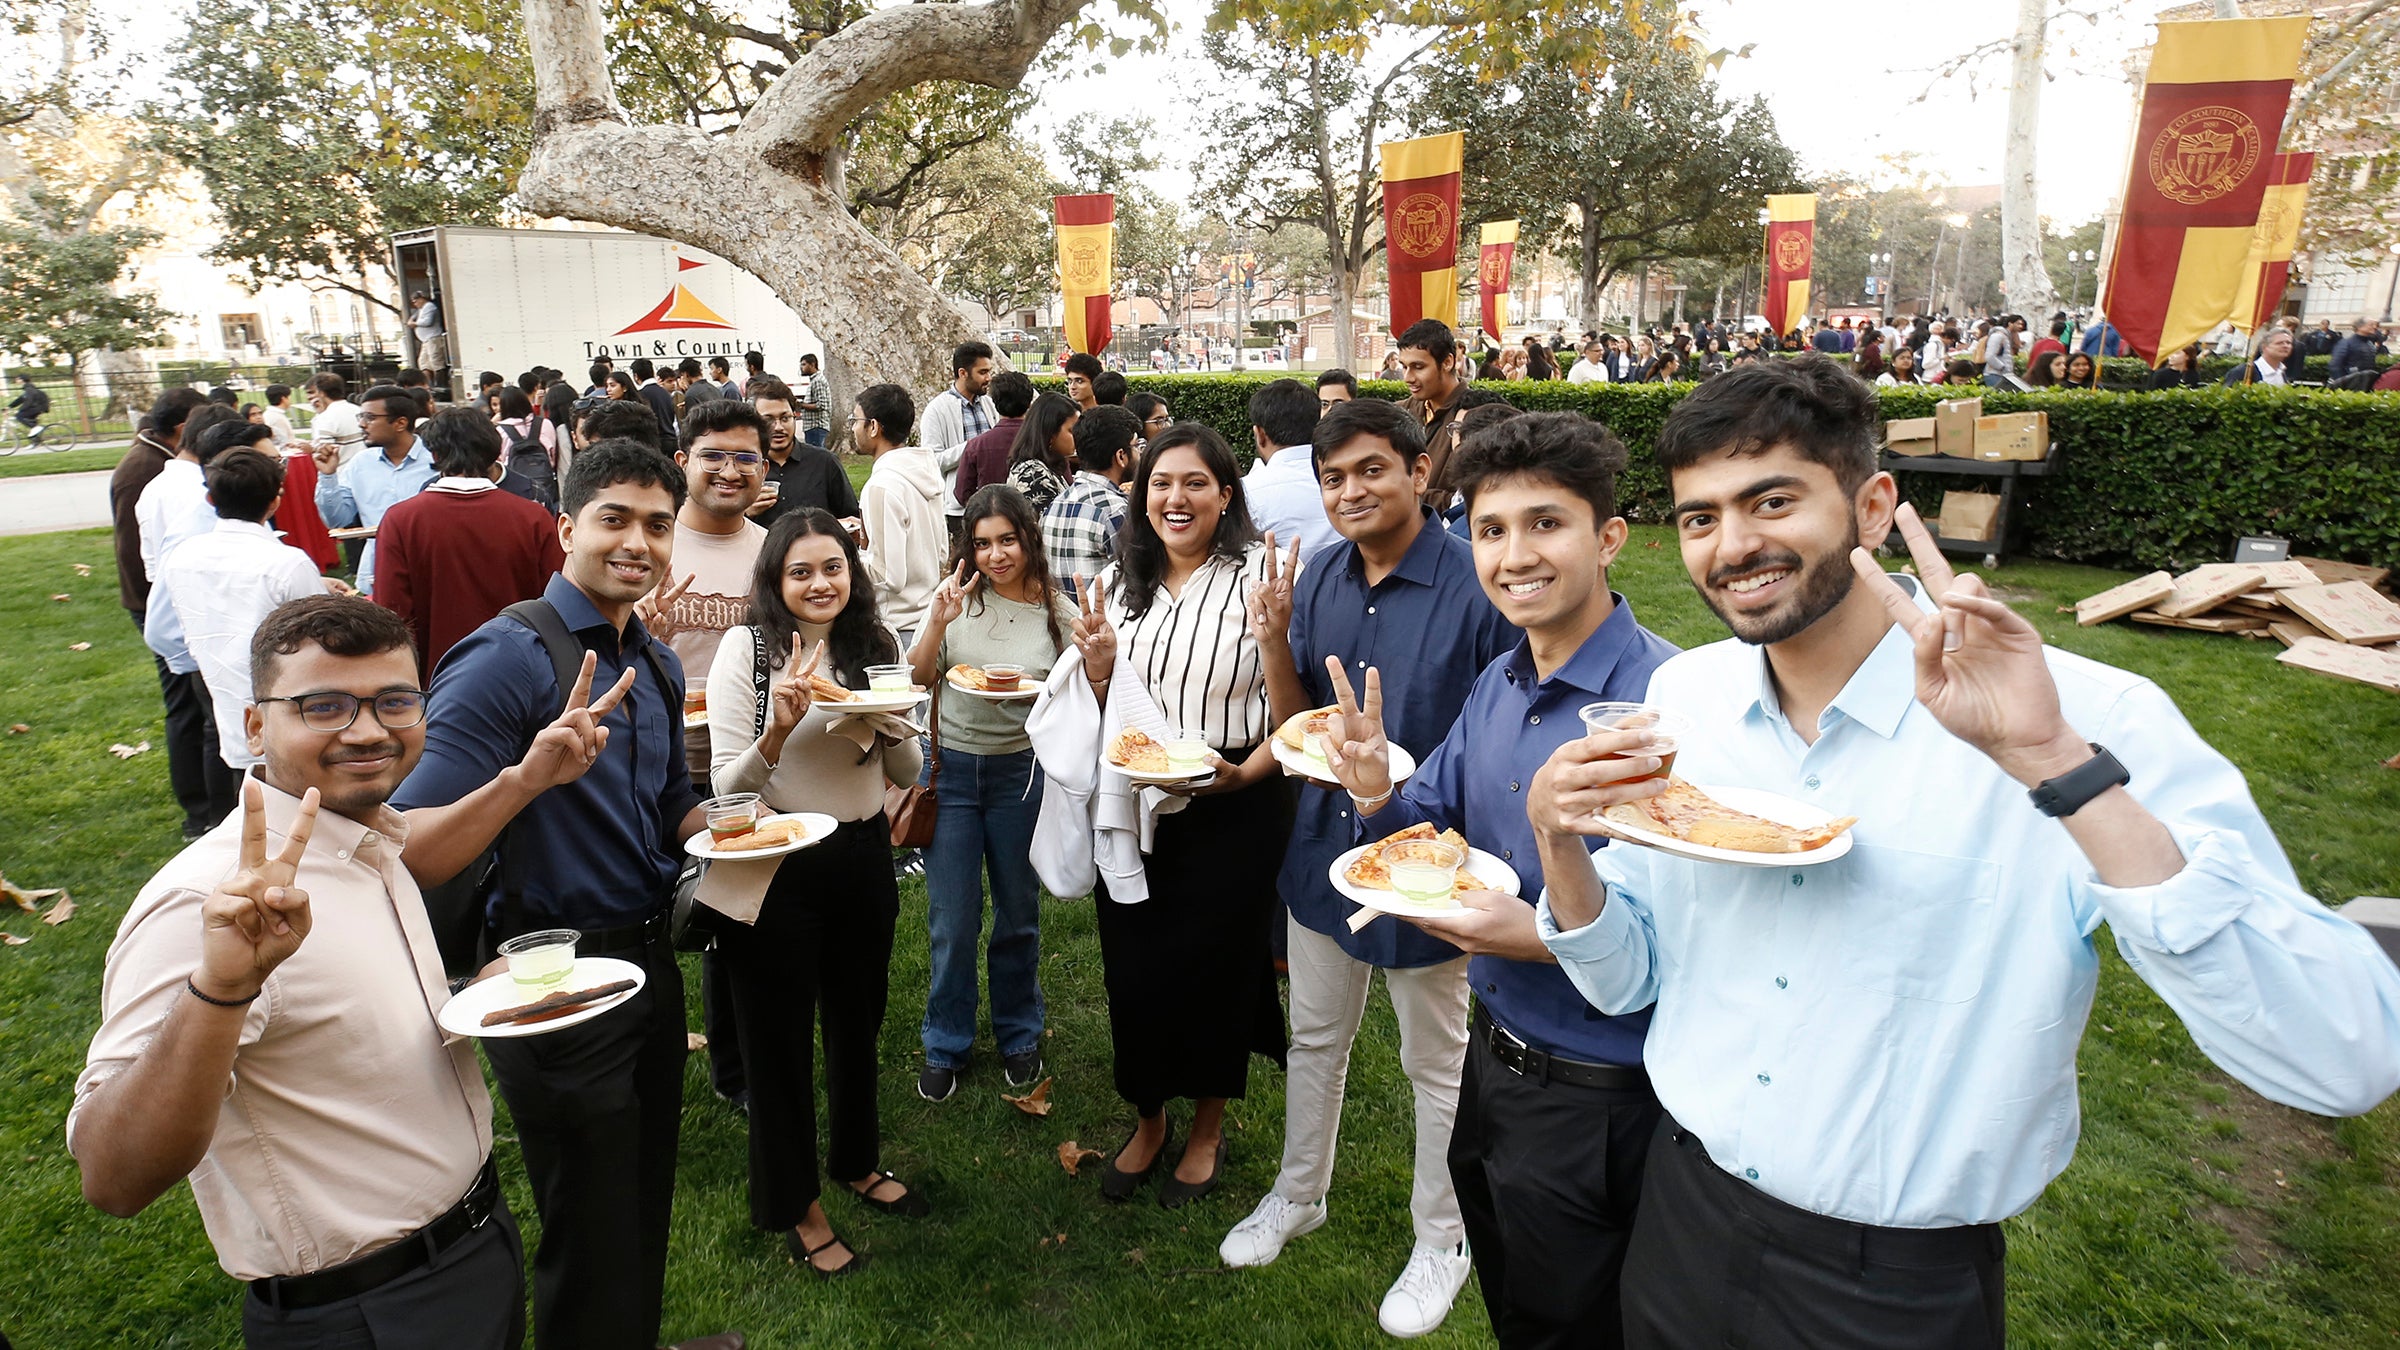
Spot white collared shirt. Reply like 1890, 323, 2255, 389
1538, 589, 2400, 1228
149, 519, 327, 767
2252, 358, 2289, 386
1243, 446, 1338, 562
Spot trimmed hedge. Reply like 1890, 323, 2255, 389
1048, 374, 2400, 572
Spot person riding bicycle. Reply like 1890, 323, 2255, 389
9, 376, 52, 442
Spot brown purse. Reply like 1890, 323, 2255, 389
885, 681, 939, 848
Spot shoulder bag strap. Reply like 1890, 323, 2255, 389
751, 624, 771, 737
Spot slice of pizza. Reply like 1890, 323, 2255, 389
806, 672, 857, 704
1603, 777, 1856, 853
1344, 824, 1487, 898
1108, 728, 1171, 773
948, 663, 992, 692
1275, 705, 1340, 753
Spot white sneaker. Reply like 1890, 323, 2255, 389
1377, 1242, 1473, 1338
1218, 1192, 1327, 1268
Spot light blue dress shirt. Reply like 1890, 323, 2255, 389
1243, 446, 1339, 563
316, 440, 436, 593
1538, 587, 2400, 1229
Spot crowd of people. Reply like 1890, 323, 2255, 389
67, 324, 2400, 1350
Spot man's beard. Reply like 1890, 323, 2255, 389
1699, 521, 1860, 646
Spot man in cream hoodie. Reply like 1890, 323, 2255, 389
855, 382, 944, 643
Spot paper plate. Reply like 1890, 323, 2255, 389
1107, 758, 1218, 785
946, 675, 1039, 701
437, 956, 646, 1040
683, 710, 709, 729
1593, 784, 1855, 868
1328, 843, 1520, 918
683, 810, 838, 861
1271, 737, 1417, 788
819, 687, 926, 715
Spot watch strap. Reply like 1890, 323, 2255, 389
2027, 743, 2129, 818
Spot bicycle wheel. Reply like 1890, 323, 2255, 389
0, 423, 21, 456
39, 421, 80, 452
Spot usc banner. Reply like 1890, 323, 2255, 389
1380, 132, 1464, 334
1479, 221, 1518, 339
1762, 194, 1816, 339
2229, 151, 2315, 334
2101, 16, 2309, 363
1055, 194, 1115, 355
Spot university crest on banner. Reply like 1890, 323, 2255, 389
2148, 107, 2266, 207
1395, 193, 1454, 261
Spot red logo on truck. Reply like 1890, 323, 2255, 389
616, 256, 737, 334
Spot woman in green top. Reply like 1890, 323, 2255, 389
904, 484, 1082, 1103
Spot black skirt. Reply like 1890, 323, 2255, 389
1093, 772, 1293, 1111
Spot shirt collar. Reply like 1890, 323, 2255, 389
210, 518, 282, 542
434, 475, 498, 493
1741, 576, 1928, 741
1341, 510, 1445, 590
365, 441, 432, 472
543, 572, 652, 652
246, 767, 410, 867
1502, 593, 1643, 695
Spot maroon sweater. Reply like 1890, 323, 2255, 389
954, 416, 1026, 503
373, 483, 564, 681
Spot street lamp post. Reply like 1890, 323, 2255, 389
2064, 249, 2098, 310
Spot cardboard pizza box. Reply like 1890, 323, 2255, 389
2278, 637, 2400, 693
2155, 564, 2266, 619
2277, 582, 2400, 645
2076, 571, 2176, 626
2268, 619, 2330, 647
1934, 397, 1982, 458
1884, 417, 1938, 457
2130, 610, 2270, 633
1973, 411, 2049, 462
2293, 557, 2393, 591
2249, 561, 2321, 590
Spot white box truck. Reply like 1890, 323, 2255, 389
389, 226, 820, 401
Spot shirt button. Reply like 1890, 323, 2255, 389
1775, 975, 1788, 989
1485, 984, 1496, 994
1509, 781, 1520, 793
1502, 849, 1512, 860
1803, 775, 1820, 790
336, 849, 350, 860
1357, 660, 1367, 669
1368, 606, 1376, 614
1529, 715, 1541, 725
1791, 874, 1804, 887
1745, 1168, 1761, 1182
1757, 1072, 1771, 1085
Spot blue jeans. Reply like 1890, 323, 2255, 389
920, 747, 1046, 1067
803, 427, 826, 447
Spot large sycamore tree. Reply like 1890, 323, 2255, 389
517, 0, 1673, 394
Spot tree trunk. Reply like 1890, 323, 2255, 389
1579, 198, 1603, 331
2001, 0, 2059, 318
516, 0, 1080, 403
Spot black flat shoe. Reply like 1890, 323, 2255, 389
844, 1170, 930, 1218
1158, 1134, 1228, 1210
1100, 1125, 1171, 1203
784, 1229, 869, 1279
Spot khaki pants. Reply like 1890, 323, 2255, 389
417, 333, 448, 369
1273, 913, 1471, 1248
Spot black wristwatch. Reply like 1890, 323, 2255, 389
2027, 743, 2129, 818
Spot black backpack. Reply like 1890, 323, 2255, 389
499, 421, 560, 513
417, 598, 680, 976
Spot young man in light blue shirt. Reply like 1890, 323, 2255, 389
1527, 355, 2400, 1348
314, 384, 437, 595
1239, 378, 1338, 562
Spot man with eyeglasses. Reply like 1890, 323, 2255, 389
313, 384, 438, 596
746, 376, 857, 530
1313, 369, 1357, 411
71, 594, 621, 1349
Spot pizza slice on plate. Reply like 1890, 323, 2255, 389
1603, 777, 1856, 853
1108, 729, 1171, 773
1275, 705, 1339, 753
1343, 823, 1489, 896
948, 664, 992, 692
805, 672, 859, 704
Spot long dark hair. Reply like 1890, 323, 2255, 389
1009, 391, 1078, 480
954, 484, 1068, 655
1115, 423, 1259, 621
1522, 337, 1559, 380
748, 507, 896, 685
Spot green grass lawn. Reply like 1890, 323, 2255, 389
0, 445, 129, 480
3, 526, 2397, 1348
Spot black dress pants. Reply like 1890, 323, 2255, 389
241, 1195, 525, 1350
1447, 1024, 1663, 1350
1622, 1117, 2006, 1350
189, 670, 243, 821
134, 608, 219, 835
717, 816, 900, 1230
482, 933, 686, 1350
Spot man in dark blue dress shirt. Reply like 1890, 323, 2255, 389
393, 439, 737, 1350
1319, 411, 1680, 1350
1222, 399, 1520, 1338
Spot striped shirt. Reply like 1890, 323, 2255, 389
1101, 542, 1278, 753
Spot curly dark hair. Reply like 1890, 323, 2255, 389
749, 508, 897, 685
1652, 353, 1877, 494
953, 485, 1068, 656
250, 595, 415, 700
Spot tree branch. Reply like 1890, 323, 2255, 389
2289, 7, 2400, 129
521, 0, 630, 134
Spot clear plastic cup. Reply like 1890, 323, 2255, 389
1165, 726, 1212, 773
983, 662, 1025, 692
1578, 702, 1692, 783
498, 928, 580, 989
866, 663, 912, 692
703, 793, 762, 843
1381, 839, 1463, 906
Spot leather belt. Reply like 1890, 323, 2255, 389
250, 1158, 500, 1311
576, 910, 670, 955
1475, 1006, 1650, 1091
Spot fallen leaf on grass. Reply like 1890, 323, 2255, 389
109, 741, 151, 759
1003, 1076, 1054, 1116
0, 933, 26, 947
67, 642, 90, 651
41, 894, 74, 926
7, 724, 26, 735
72, 563, 92, 576
2, 876, 61, 913
685, 1032, 708, 1053
1056, 1140, 1103, 1176
49, 593, 71, 602
2385, 751, 2400, 771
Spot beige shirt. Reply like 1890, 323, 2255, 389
667, 517, 767, 780
708, 620, 923, 821
68, 783, 493, 1281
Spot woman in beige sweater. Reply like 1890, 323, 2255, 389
706, 508, 923, 1279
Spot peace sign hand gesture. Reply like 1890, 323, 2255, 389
1319, 655, 1393, 803
195, 779, 322, 1003
769, 636, 825, 735
928, 562, 976, 629
635, 572, 695, 642
1847, 503, 2085, 786
514, 651, 638, 792
1071, 577, 1117, 676
1245, 532, 1304, 652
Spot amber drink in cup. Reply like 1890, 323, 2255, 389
983, 662, 1025, 692
1578, 702, 1691, 782
704, 793, 762, 843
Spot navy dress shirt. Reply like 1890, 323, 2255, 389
393, 574, 701, 929
1278, 518, 1521, 968
1367, 597, 1679, 1063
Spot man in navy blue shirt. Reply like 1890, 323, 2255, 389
1221, 399, 1519, 1337
393, 439, 736, 1350
1318, 411, 1679, 1350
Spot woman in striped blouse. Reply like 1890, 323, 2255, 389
1069, 423, 1295, 1207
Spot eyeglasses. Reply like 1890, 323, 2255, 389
693, 449, 763, 470
1144, 414, 1171, 429
258, 688, 429, 732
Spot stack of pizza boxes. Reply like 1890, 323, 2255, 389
2075, 558, 2400, 694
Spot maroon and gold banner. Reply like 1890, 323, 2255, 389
1479, 221, 1518, 338
1055, 193, 1114, 355
2231, 150, 2315, 333
1380, 132, 1464, 335
1762, 194, 1815, 339
2100, 17, 2309, 363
